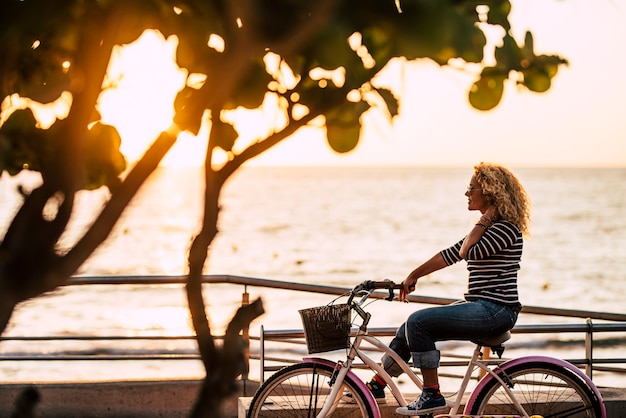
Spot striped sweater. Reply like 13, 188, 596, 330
441, 220, 523, 306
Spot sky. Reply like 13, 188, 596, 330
97, 0, 626, 169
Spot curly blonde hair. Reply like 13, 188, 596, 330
474, 162, 531, 236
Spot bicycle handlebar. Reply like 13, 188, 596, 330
347, 279, 403, 305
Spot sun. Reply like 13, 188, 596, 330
98, 30, 207, 167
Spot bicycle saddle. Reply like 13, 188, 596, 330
472, 330, 511, 348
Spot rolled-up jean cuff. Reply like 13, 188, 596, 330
411, 349, 440, 369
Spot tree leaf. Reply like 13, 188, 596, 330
309, 23, 355, 70
325, 100, 369, 153
485, 0, 512, 31
522, 31, 535, 61
375, 87, 399, 117
174, 87, 205, 135
522, 67, 551, 93
326, 121, 361, 154
248, 0, 319, 43
212, 119, 238, 152
226, 59, 272, 110
84, 122, 126, 190
0, 109, 43, 175
392, 2, 484, 65
495, 34, 524, 72
468, 68, 505, 111
172, 3, 222, 74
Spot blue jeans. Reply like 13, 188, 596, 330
382, 299, 519, 376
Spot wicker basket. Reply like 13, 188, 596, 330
299, 303, 351, 354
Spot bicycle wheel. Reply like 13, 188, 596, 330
247, 362, 376, 418
467, 361, 604, 417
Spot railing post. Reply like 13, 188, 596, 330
585, 318, 593, 379
260, 325, 265, 384
242, 285, 250, 381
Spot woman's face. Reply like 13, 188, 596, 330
465, 175, 491, 213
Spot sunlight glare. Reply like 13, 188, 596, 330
163, 111, 210, 167
208, 34, 225, 53
186, 73, 207, 89
222, 93, 289, 152
309, 67, 345, 88
264, 52, 299, 93
0, 92, 72, 129
117, 306, 193, 336
98, 30, 187, 164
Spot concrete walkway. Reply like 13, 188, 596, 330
0, 379, 623, 417
0, 379, 258, 417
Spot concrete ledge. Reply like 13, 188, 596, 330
0, 380, 623, 417
600, 387, 626, 416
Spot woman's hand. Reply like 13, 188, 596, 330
399, 277, 417, 302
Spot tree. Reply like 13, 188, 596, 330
0, 0, 566, 416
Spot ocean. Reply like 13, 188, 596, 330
1, 166, 625, 387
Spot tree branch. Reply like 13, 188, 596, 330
60, 131, 177, 277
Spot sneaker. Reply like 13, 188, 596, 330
341, 380, 386, 404
395, 389, 447, 416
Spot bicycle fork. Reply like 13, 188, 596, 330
303, 356, 382, 418
315, 360, 350, 418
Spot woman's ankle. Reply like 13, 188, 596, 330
371, 374, 387, 388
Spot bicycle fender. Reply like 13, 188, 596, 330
465, 355, 606, 417
303, 357, 382, 418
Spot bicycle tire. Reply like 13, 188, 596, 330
467, 360, 604, 417
247, 362, 376, 418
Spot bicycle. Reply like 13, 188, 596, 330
247, 280, 606, 418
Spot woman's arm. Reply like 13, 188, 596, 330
399, 252, 447, 301
460, 223, 488, 258
460, 206, 497, 259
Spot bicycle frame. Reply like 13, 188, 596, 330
446, 344, 527, 417
305, 322, 531, 418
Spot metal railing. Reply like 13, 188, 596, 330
258, 321, 626, 382
62, 275, 626, 322
1, 275, 625, 384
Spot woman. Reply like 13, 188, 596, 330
356, 163, 531, 416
